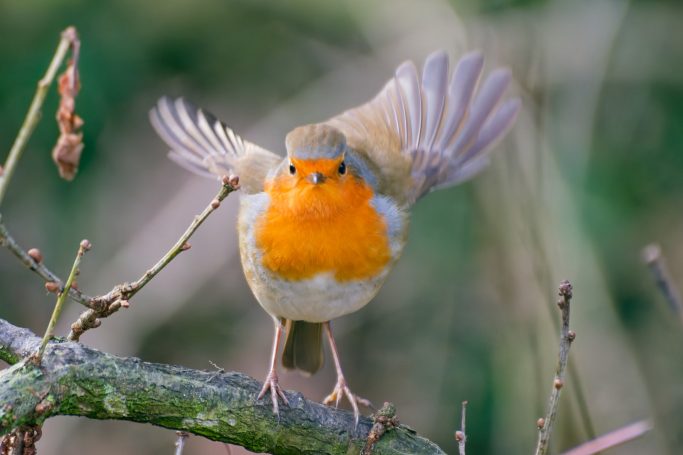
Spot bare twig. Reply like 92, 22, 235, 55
534, 280, 576, 455
455, 401, 467, 455
67, 175, 239, 340
0, 27, 79, 206
642, 243, 683, 324
0, 216, 96, 307
174, 431, 190, 455
561, 419, 652, 455
33, 240, 91, 362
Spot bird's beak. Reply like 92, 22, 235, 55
307, 172, 325, 185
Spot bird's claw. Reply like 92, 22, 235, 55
257, 370, 289, 416
323, 377, 371, 426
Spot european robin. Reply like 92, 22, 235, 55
150, 50, 520, 424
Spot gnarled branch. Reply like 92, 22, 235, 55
0, 318, 445, 454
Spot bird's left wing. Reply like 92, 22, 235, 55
326, 50, 520, 205
150, 97, 282, 194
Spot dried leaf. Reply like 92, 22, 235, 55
51, 32, 82, 181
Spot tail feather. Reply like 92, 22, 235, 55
282, 321, 324, 376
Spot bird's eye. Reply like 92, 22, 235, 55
289, 163, 296, 175
338, 160, 346, 175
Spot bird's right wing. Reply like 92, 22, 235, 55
150, 97, 282, 194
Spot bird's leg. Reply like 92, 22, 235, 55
322, 321, 372, 425
257, 319, 289, 415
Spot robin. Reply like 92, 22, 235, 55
150, 50, 520, 424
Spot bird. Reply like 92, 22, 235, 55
149, 50, 520, 425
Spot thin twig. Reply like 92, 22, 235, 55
642, 243, 683, 325
67, 175, 239, 340
0, 216, 96, 308
561, 419, 652, 455
455, 401, 467, 455
534, 280, 576, 455
33, 240, 91, 362
0, 27, 79, 206
174, 431, 190, 455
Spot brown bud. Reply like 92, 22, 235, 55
558, 280, 573, 298
70, 281, 78, 290
120, 300, 130, 308
45, 281, 60, 293
180, 242, 192, 251
211, 199, 221, 209
221, 175, 231, 185
455, 431, 465, 442
71, 322, 81, 330
537, 418, 545, 429
228, 175, 240, 188
28, 248, 43, 263
554, 378, 563, 389
80, 239, 92, 251
567, 330, 576, 342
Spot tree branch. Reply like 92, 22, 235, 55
534, 280, 576, 455
0, 318, 445, 454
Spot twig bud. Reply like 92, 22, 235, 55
554, 379, 564, 389
28, 248, 43, 263
537, 418, 545, 429
223, 174, 240, 189
45, 282, 60, 293
180, 242, 192, 251
642, 244, 661, 265
93, 318, 101, 328
211, 199, 221, 209
455, 431, 465, 442
558, 280, 573, 299
567, 330, 576, 342
120, 300, 130, 308
79, 239, 92, 251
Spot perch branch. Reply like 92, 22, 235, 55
0, 27, 79, 206
66, 175, 239, 340
534, 280, 575, 455
0, 318, 444, 455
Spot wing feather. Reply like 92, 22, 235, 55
150, 97, 282, 193
326, 50, 520, 204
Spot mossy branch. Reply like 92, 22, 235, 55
0, 318, 445, 455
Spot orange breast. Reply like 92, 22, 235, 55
256, 176, 391, 282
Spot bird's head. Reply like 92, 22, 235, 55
284, 123, 348, 187
265, 124, 373, 217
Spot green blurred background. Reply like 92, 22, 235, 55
2, 0, 683, 453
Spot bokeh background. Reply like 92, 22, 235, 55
1, 0, 683, 453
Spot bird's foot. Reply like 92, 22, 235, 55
323, 376, 372, 426
257, 369, 289, 416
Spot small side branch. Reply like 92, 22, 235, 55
455, 401, 467, 455
561, 419, 652, 455
67, 175, 239, 340
534, 280, 576, 455
642, 243, 683, 325
33, 240, 90, 362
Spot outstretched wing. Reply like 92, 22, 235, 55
150, 97, 282, 194
326, 50, 520, 205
